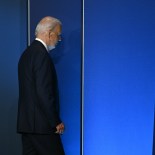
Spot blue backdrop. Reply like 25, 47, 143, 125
0, 0, 27, 154
30, 0, 82, 154
1, 0, 155, 155
84, 0, 155, 154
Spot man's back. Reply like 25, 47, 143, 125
17, 40, 61, 134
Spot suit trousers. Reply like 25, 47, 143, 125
22, 133, 65, 155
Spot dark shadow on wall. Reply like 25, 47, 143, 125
50, 28, 81, 65
50, 28, 82, 154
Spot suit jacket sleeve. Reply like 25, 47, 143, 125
34, 51, 61, 128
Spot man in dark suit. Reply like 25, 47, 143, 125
17, 16, 65, 155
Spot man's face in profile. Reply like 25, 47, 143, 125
49, 24, 62, 47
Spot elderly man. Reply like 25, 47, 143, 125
17, 16, 65, 155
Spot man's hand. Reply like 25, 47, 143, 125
55, 123, 65, 134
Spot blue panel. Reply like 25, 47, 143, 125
0, 0, 27, 154
84, 0, 155, 154
30, 1, 82, 154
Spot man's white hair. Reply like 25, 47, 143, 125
35, 16, 61, 36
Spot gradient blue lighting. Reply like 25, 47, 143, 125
84, 0, 155, 154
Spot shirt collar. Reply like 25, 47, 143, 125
35, 38, 49, 52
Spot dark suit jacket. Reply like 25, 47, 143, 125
17, 40, 61, 134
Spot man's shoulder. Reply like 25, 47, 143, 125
28, 40, 46, 52
22, 40, 47, 58
19, 40, 49, 66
